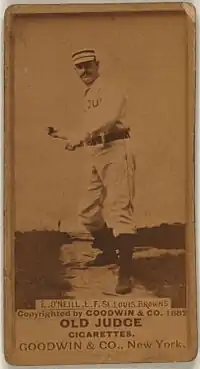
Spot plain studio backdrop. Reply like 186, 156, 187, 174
13, 11, 187, 232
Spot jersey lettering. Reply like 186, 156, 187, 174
87, 98, 102, 110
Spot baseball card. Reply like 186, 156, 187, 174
4, 3, 197, 365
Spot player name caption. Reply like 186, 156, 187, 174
37, 298, 171, 310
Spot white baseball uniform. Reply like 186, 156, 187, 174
78, 77, 136, 237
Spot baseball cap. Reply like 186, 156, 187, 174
72, 49, 97, 65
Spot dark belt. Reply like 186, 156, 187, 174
87, 130, 130, 146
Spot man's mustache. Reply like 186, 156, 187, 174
81, 71, 91, 78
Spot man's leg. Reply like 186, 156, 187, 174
79, 165, 117, 266
115, 234, 134, 294
99, 140, 136, 292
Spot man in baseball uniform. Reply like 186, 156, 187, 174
67, 49, 136, 294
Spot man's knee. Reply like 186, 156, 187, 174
78, 210, 91, 230
78, 211, 104, 233
79, 217, 94, 232
78, 204, 90, 227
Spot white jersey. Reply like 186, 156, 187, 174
83, 77, 128, 135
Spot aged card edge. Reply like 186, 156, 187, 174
184, 4, 198, 361
3, 2, 197, 365
4, 2, 185, 15
4, 7, 16, 365
182, 2, 196, 22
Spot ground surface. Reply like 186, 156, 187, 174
15, 224, 186, 310
60, 241, 185, 304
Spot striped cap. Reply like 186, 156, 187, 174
72, 49, 96, 65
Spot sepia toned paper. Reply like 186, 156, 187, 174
4, 3, 197, 365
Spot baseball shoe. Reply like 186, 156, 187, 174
115, 275, 132, 294
85, 250, 118, 267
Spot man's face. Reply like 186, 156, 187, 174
74, 59, 99, 86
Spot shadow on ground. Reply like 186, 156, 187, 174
132, 253, 186, 308
15, 231, 72, 310
15, 223, 186, 310
133, 222, 185, 249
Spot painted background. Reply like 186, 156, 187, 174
13, 11, 187, 231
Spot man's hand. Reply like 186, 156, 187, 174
65, 132, 87, 151
65, 141, 76, 151
66, 133, 82, 148
48, 127, 91, 150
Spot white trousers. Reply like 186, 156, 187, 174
79, 139, 136, 237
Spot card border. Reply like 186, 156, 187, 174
3, 2, 197, 364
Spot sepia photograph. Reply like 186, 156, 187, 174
14, 7, 187, 309
4, 3, 197, 365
